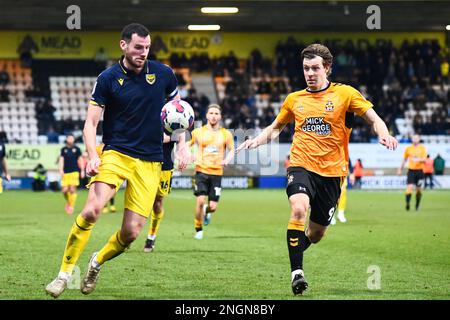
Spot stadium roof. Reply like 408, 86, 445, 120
1, 0, 449, 32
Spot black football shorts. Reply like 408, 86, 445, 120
193, 172, 222, 202
286, 167, 344, 226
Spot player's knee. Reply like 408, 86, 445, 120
291, 202, 308, 219
197, 197, 206, 207
208, 203, 217, 212
121, 228, 140, 244
82, 201, 104, 220
153, 199, 163, 212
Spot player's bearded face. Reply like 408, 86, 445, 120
207, 109, 221, 125
121, 34, 150, 69
303, 56, 330, 90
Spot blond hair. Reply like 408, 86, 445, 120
207, 104, 222, 113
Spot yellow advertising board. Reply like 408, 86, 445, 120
6, 144, 84, 170
0, 31, 445, 60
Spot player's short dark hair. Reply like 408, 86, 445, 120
207, 104, 222, 113
301, 44, 333, 75
121, 23, 150, 43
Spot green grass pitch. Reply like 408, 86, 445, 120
0, 189, 449, 299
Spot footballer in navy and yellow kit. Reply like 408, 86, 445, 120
398, 134, 427, 211
46, 23, 182, 298
59, 134, 82, 215
237, 44, 398, 295
143, 130, 187, 253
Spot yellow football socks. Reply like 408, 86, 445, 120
96, 231, 128, 265
338, 186, 347, 211
68, 192, 77, 208
148, 209, 164, 237
60, 214, 95, 274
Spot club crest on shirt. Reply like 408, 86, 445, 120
146, 74, 156, 85
325, 100, 334, 112
297, 105, 304, 112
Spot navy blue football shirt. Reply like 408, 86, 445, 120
91, 57, 178, 161
60, 146, 82, 173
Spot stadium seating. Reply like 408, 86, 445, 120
49, 76, 95, 121
1, 38, 449, 145
212, 39, 449, 142
0, 59, 39, 144
48, 68, 192, 122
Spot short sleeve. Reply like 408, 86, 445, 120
76, 147, 82, 158
90, 72, 110, 107
403, 146, 410, 159
165, 67, 179, 99
60, 148, 65, 157
275, 94, 295, 124
347, 86, 373, 116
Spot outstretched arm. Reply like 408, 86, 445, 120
236, 119, 286, 153
361, 108, 398, 151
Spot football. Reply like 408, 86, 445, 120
161, 99, 195, 133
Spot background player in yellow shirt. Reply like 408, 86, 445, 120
59, 134, 83, 215
189, 104, 234, 240
398, 134, 427, 211
238, 44, 397, 295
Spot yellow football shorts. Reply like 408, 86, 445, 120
0, 177, 3, 194
157, 170, 174, 198
87, 149, 162, 217
61, 172, 80, 187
